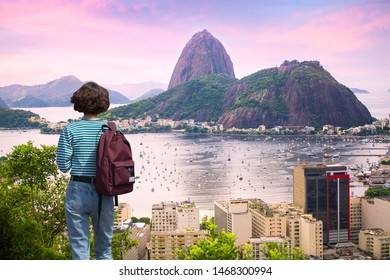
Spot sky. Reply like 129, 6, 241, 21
0, 0, 389, 115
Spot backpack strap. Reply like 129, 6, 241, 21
108, 122, 116, 132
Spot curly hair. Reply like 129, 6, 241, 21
71, 82, 110, 115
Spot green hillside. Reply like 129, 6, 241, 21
103, 74, 237, 122
0, 108, 40, 128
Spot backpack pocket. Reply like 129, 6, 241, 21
111, 160, 135, 189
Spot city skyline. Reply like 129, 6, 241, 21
0, 0, 389, 92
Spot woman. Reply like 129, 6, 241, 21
56, 82, 114, 260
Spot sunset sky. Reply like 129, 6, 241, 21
1, 1, 389, 103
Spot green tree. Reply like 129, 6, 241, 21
365, 187, 390, 198
90, 229, 138, 260
261, 242, 305, 260
176, 224, 238, 260
239, 243, 254, 260
0, 141, 70, 259
132, 216, 151, 224
200, 215, 214, 230
112, 230, 138, 260
0, 108, 40, 129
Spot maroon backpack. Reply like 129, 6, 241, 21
95, 122, 135, 202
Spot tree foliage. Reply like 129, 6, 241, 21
90, 229, 138, 260
102, 74, 237, 122
261, 242, 305, 260
0, 142, 139, 260
176, 223, 240, 260
0, 108, 40, 128
131, 217, 151, 224
111, 230, 138, 260
365, 187, 390, 198
0, 141, 70, 259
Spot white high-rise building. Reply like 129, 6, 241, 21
151, 200, 200, 232
299, 214, 323, 259
151, 201, 178, 232
214, 199, 252, 246
177, 201, 200, 230
149, 200, 203, 260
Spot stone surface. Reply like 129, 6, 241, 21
168, 30, 235, 90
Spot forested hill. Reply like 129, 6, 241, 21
217, 60, 372, 128
102, 60, 372, 129
0, 108, 40, 128
103, 74, 238, 122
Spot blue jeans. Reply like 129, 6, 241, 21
65, 180, 114, 260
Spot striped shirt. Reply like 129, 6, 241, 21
56, 119, 107, 177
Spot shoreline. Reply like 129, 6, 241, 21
2, 127, 390, 143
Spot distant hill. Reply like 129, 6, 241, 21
0, 108, 40, 128
0, 97, 8, 109
129, 88, 165, 104
104, 81, 167, 100
0, 76, 130, 107
350, 88, 369, 94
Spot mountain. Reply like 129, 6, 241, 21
168, 29, 235, 90
104, 60, 372, 128
129, 88, 165, 104
104, 81, 167, 100
104, 74, 237, 122
350, 88, 369, 94
218, 60, 372, 128
0, 97, 8, 109
0, 76, 130, 107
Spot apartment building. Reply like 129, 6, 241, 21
359, 228, 390, 260
249, 236, 292, 260
214, 199, 252, 246
287, 215, 301, 249
151, 200, 200, 232
350, 197, 363, 244
149, 200, 204, 260
151, 201, 179, 232
248, 199, 287, 238
299, 214, 323, 259
177, 201, 200, 230
148, 229, 208, 260
114, 203, 132, 228
362, 197, 390, 233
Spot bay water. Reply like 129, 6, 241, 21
1, 106, 388, 217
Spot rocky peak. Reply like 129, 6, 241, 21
218, 60, 372, 129
168, 29, 235, 90
278, 60, 324, 74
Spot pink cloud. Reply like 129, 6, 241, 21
0, 0, 183, 84
222, 3, 389, 80
0, 0, 388, 90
